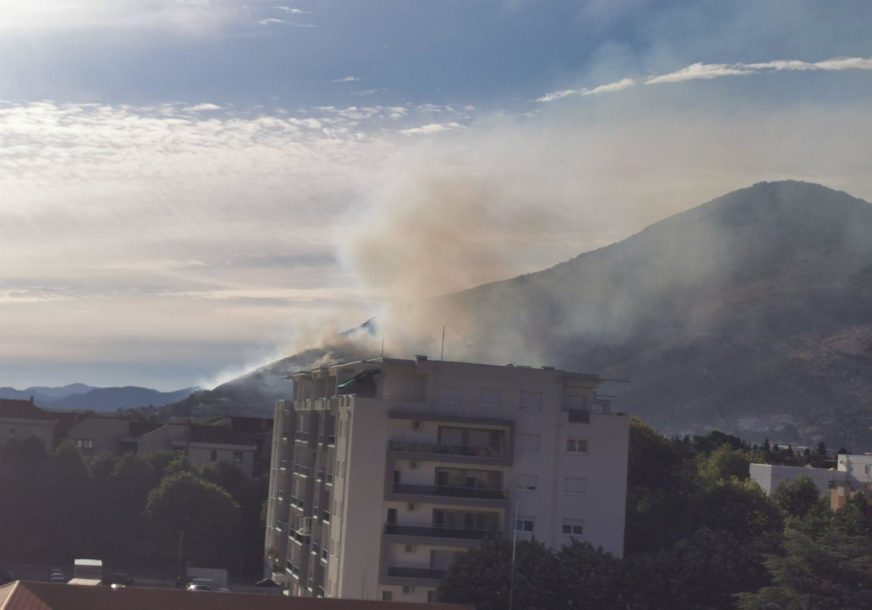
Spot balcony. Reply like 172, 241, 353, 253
391, 483, 507, 500
318, 434, 337, 447
290, 496, 305, 510
274, 520, 287, 532
293, 464, 312, 477
281, 429, 290, 441
384, 524, 496, 540
389, 440, 511, 466
386, 567, 446, 580
295, 431, 312, 443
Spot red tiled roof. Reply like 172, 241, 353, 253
0, 399, 56, 422
0, 582, 469, 610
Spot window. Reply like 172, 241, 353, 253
514, 516, 535, 532
520, 391, 543, 410
233, 451, 243, 463
382, 591, 393, 601
210, 450, 218, 461
566, 438, 588, 454
9, 428, 15, 434
75, 439, 94, 449
479, 389, 501, 408
563, 395, 587, 410
564, 477, 587, 494
517, 433, 541, 454
514, 474, 538, 491
562, 519, 584, 535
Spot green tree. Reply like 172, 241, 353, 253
771, 476, 821, 519
146, 471, 241, 566
555, 540, 621, 609
696, 479, 783, 542
698, 444, 751, 482
436, 536, 560, 610
739, 527, 872, 610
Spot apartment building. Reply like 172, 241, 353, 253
264, 356, 630, 604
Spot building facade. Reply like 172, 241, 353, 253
0, 398, 56, 448
264, 357, 630, 604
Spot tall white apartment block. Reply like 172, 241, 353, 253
264, 356, 629, 604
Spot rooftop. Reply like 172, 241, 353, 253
0, 582, 466, 610
0, 398, 57, 422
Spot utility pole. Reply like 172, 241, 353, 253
440, 326, 446, 360
508, 500, 518, 610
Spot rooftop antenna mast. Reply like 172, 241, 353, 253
440, 326, 446, 360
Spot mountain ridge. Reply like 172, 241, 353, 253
160, 180, 872, 446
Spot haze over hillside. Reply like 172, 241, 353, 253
164, 181, 872, 447
0, 384, 196, 411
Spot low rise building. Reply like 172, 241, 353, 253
751, 454, 872, 510
264, 356, 630, 604
0, 398, 56, 448
139, 422, 258, 477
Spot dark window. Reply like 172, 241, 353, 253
233, 451, 243, 463
210, 450, 218, 461
382, 591, 393, 601
387, 508, 397, 525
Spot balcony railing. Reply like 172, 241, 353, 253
275, 520, 287, 532
320, 510, 331, 524
293, 464, 311, 477
295, 431, 312, 442
389, 440, 506, 458
392, 483, 507, 500
387, 567, 446, 580
290, 496, 305, 510
384, 524, 497, 540
279, 460, 289, 471
319, 434, 337, 446
281, 429, 290, 441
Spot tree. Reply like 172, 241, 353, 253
696, 479, 783, 542
739, 527, 872, 610
698, 444, 751, 482
555, 541, 621, 609
146, 471, 241, 566
771, 476, 821, 519
437, 536, 560, 610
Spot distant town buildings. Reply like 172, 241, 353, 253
0, 398, 272, 477
751, 453, 872, 509
264, 356, 630, 604
0, 398, 57, 448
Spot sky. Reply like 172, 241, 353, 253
1, 0, 872, 390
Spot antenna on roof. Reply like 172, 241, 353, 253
440, 326, 446, 360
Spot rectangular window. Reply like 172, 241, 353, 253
517, 433, 541, 454
233, 451, 243, 463
566, 438, 588, 454
514, 474, 538, 491
520, 391, 543, 410
382, 591, 393, 601
564, 477, 587, 494
562, 519, 584, 535
210, 449, 218, 461
514, 516, 535, 532
479, 389, 501, 409
563, 395, 587, 410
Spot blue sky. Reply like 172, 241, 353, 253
1, 1, 871, 389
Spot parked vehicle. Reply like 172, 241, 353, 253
48, 569, 66, 583
186, 577, 229, 592
101, 572, 134, 587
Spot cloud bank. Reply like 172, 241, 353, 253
538, 56, 872, 102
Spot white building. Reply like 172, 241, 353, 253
264, 356, 630, 604
749, 463, 847, 497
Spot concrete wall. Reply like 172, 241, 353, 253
0, 418, 55, 448
66, 416, 130, 455
750, 463, 844, 496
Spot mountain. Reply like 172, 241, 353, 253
163, 181, 872, 447
0, 384, 195, 412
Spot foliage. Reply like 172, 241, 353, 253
739, 526, 872, 610
771, 476, 821, 519
0, 438, 261, 574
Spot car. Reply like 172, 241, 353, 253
186, 578, 230, 592
48, 569, 66, 583
101, 572, 134, 587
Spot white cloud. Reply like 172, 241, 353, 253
258, 17, 286, 25
275, 6, 306, 14
182, 103, 222, 112
400, 122, 464, 136
0, 0, 247, 35
334, 76, 362, 83
538, 56, 872, 101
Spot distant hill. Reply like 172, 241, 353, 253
161, 181, 872, 447
0, 384, 195, 412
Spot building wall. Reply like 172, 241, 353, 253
265, 358, 630, 604
750, 463, 846, 496
186, 442, 256, 477
65, 416, 130, 455
0, 418, 55, 448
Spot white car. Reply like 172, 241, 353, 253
186, 579, 229, 592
